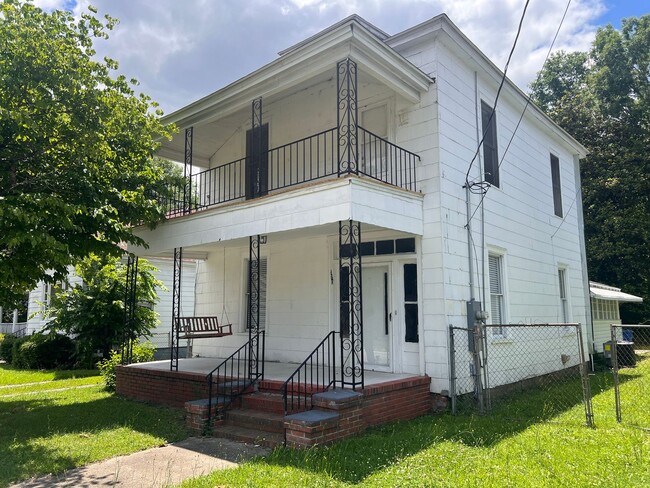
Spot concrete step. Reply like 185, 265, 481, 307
212, 424, 284, 448
225, 409, 285, 434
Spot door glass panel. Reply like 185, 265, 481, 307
362, 266, 390, 367
404, 263, 419, 343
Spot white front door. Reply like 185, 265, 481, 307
362, 265, 391, 371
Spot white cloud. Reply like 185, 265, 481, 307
69, 0, 606, 114
33, 0, 69, 10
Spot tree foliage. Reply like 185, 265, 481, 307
0, 0, 175, 307
530, 16, 650, 323
45, 254, 163, 362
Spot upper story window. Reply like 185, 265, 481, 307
550, 153, 563, 217
481, 101, 499, 187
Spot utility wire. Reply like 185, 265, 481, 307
464, 0, 531, 187
466, 0, 574, 226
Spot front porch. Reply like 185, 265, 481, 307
116, 358, 433, 448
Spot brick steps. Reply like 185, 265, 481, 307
225, 408, 285, 434
212, 424, 284, 448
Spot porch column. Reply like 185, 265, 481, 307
247, 235, 262, 379
337, 58, 359, 176
170, 247, 182, 371
339, 220, 364, 389
183, 127, 193, 215
121, 254, 138, 365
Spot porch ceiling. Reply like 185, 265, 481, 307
130, 176, 423, 257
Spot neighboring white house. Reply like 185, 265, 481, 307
590, 281, 643, 353
23, 258, 197, 347
129, 14, 591, 395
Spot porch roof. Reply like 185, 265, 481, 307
130, 176, 423, 256
589, 282, 643, 303
158, 16, 432, 134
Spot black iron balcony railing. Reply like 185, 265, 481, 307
158, 127, 419, 218
358, 127, 419, 192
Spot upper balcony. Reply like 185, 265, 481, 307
159, 121, 421, 219
135, 18, 432, 253
155, 17, 430, 214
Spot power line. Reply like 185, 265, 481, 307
466, 0, 574, 226
464, 0, 531, 187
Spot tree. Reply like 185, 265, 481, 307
530, 16, 650, 323
0, 0, 175, 307
45, 254, 163, 363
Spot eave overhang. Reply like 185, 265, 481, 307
161, 18, 432, 132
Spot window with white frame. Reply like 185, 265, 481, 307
558, 268, 570, 323
244, 257, 268, 330
593, 298, 619, 321
488, 253, 506, 335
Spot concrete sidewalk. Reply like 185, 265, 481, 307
12, 437, 271, 488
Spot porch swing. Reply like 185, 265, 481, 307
178, 250, 233, 340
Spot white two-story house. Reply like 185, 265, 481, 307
126, 14, 590, 402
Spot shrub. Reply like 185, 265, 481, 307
0, 334, 15, 362
11, 333, 76, 370
98, 341, 155, 391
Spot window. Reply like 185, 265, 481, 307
558, 269, 569, 323
550, 153, 563, 217
403, 264, 419, 343
488, 254, 505, 335
244, 257, 268, 330
44, 281, 65, 306
481, 101, 499, 187
593, 298, 619, 321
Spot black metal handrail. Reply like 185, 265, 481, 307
206, 330, 265, 426
281, 331, 339, 415
358, 126, 420, 191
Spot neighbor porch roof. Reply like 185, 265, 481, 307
589, 282, 643, 303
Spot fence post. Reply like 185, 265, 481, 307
610, 325, 622, 423
448, 325, 457, 415
473, 323, 485, 414
576, 324, 594, 427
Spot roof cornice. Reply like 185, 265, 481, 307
163, 19, 431, 130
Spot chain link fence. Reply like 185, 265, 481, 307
609, 324, 650, 428
449, 323, 593, 426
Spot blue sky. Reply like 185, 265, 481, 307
596, 0, 649, 27
33, 0, 649, 114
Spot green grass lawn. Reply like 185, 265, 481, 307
0, 365, 188, 487
179, 357, 650, 488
